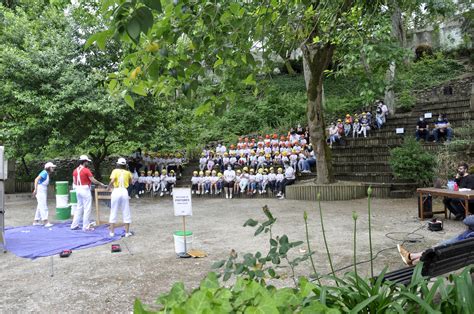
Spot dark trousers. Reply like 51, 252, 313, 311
443, 198, 465, 218
279, 178, 295, 195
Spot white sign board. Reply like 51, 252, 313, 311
424, 112, 432, 119
396, 128, 405, 134
173, 188, 192, 216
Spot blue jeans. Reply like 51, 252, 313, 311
433, 128, 452, 141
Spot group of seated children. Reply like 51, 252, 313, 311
131, 169, 177, 198
198, 132, 315, 176
327, 101, 388, 147
415, 113, 453, 142
191, 163, 296, 200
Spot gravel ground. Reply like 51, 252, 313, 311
0, 195, 465, 313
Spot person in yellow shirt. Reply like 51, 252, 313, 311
108, 158, 133, 237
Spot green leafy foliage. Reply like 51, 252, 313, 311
137, 203, 474, 313
389, 138, 437, 185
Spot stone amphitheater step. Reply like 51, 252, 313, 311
333, 161, 391, 173
335, 172, 395, 183
412, 99, 470, 112
333, 153, 391, 163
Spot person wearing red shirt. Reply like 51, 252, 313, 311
71, 155, 106, 231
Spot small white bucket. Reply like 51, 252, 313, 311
173, 231, 193, 254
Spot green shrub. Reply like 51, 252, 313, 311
396, 90, 416, 112
389, 138, 436, 185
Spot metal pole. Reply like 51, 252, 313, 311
182, 216, 187, 253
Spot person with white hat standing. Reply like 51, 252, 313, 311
71, 155, 106, 231
32, 162, 57, 227
107, 157, 133, 237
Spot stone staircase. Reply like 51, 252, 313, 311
331, 95, 473, 198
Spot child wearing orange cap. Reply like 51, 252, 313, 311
344, 114, 352, 136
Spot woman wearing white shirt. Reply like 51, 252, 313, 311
277, 162, 296, 199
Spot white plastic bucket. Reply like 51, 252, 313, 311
173, 231, 193, 254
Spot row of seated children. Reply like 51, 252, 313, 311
130, 169, 177, 198
190, 166, 289, 198
130, 152, 186, 178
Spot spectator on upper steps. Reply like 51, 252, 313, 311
415, 115, 430, 141
433, 113, 453, 143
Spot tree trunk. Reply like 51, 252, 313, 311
21, 156, 30, 177
384, 61, 396, 115
302, 43, 335, 184
391, 4, 406, 51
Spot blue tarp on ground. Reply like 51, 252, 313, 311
4, 222, 124, 259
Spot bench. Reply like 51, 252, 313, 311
381, 238, 474, 285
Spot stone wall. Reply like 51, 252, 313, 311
414, 75, 473, 103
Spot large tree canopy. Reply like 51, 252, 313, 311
0, 0, 162, 177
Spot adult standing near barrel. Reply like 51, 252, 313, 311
71, 155, 106, 231
32, 162, 56, 227
108, 157, 133, 237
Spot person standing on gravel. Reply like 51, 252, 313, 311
71, 155, 107, 231
108, 158, 133, 237
32, 162, 57, 227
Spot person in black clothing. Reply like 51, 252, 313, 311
415, 116, 430, 141
443, 162, 474, 220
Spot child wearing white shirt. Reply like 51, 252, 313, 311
191, 171, 200, 194
239, 168, 249, 194
203, 170, 211, 194
210, 170, 219, 195
268, 167, 277, 193
152, 171, 161, 195
248, 169, 256, 194
255, 168, 264, 194
165, 170, 177, 196
275, 168, 284, 194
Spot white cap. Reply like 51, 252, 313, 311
79, 155, 91, 162
117, 157, 127, 165
44, 162, 56, 169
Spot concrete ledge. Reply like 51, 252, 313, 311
286, 183, 367, 201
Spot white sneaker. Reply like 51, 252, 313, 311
170, 192, 173, 196
196, 191, 201, 195
109, 232, 115, 237
33, 222, 43, 226
229, 194, 233, 199
226, 194, 229, 199
192, 191, 195, 194
44, 223, 54, 228
160, 192, 164, 197
135, 195, 139, 199
253, 190, 256, 194
125, 232, 133, 238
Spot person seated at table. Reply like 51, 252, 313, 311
433, 113, 453, 143
415, 115, 430, 141
443, 162, 474, 220
397, 208, 474, 265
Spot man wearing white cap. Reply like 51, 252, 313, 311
32, 162, 56, 227
107, 157, 133, 237
71, 155, 106, 231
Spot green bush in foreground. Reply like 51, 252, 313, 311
135, 194, 473, 313
389, 138, 436, 186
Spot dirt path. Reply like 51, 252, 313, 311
0, 196, 465, 313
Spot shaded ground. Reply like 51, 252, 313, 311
0, 196, 465, 312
